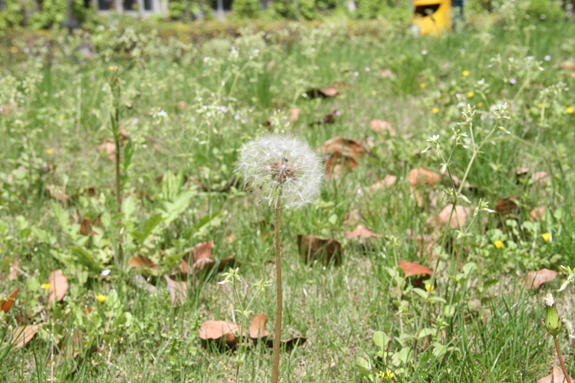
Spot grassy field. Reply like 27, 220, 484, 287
1, 13, 575, 382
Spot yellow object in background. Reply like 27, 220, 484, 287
413, 0, 452, 36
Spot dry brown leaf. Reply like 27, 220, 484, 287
1, 288, 20, 313
343, 209, 363, 226
515, 167, 530, 176
9, 259, 19, 281
530, 206, 546, 221
297, 235, 342, 265
249, 314, 270, 339
217, 256, 237, 272
525, 269, 558, 289
369, 120, 396, 136
378, 69, 393, 78
128, 255, 157, 269
321, 137, 363, 160
409, 168, 441, 188
96, 142, 116, 162
305, 87, 339, 99
289, 108, 300, 123
538, 365, 573, 383
345, 225, 381, 240
532, 171, 550, 187
130, 274, 158, 295
398, 261, 433, 277
48, 270, 68, 305
433, 204, 469, 229
559, 61, 575, 71
313, 109, 340, 125
370, 175, 397, 191
324, 153, 357, 179
198, 320, 243, 346
192, 240, 214, 263
79, 218, 95, 236
54, 329, 83, 362
496, 196, 519, 215
265, 336, 308, 350
177, 101, 186, 110
164, 274, 187, 306
45, 184, 70, 203
11, 323, 44, 348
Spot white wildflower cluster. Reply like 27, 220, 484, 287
237, 135, 323, 209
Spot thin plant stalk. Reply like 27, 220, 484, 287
555, 336, 572, 383
271, 202, 282, 383
109, 71, 123, 262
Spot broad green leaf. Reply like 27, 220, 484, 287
374, 331, 389, 349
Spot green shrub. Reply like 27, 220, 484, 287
272, 0, 298, 19
300, 0, 320, 19
233, 0, 261, 18
0, 0, 23, 34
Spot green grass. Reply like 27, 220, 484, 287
1, 15, 575, 382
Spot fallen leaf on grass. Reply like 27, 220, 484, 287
312, 109, 340, 125
325, 153, 357, 179
249, 314, 270, 340
192, 240, 214, 263
164, 274, 187, 306
559, 61, 575, 71
538, 365, 572, 383
79, 218, 93, 236
343, 209, 363, 226
95, 142, 116, 162
1, 288, 20, 313
378, 69, 393, 78
48, 270, 68, 305
265, 337, 308, 350
346, 225, 381, 240
9, 259, 19, 280
321, 137, 364, 160
46, 184, 70, 203
198, 320, 243, 346
530, 206, 546, 221
409, 168, 442, 188
128, 255, 157, 269
429, 204, 469, 230
532, 171, 550, 187
398, 261, 433, 277
369, 120, 396, 136
297, 235, 342, 265
11, 323, 44, 348
290, 108, 300, 123
130, 274, 158, 295
305, 87, 339, 99
495, 196, 519, 215
525, 269, 558, 289
370, 175, 397, 191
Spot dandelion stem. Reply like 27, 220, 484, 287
555, 336, 572, 383
271, 202, 282, 383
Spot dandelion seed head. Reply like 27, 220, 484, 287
237, 135, 323, 209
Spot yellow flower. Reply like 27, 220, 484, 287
425, 283, 434, 292
46, 149, 54, 155
59, 115, 64, 121
494, 240, 503, 249
538, 103, 544, 108
9, 47, 18, 54
542, 233, 551, 243
372, 90, 377, 96
462, 70, 470, 77
420, 82, 426, 88
567, 107, 574, 114
108, 65, 118, 71
467, 92, 474, 98
477, 102, 484, 107
41, 284, 52, 290
379, 369, 395, 380
432, 107, 439, 114
95, 295, 107, 303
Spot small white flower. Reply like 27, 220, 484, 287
354, 72, 359, 77
364, 67, 371, 72
422, 49, 428, 55
544, 55, 551, 61
510, 78, 517, 85
237, 135, 323, 209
